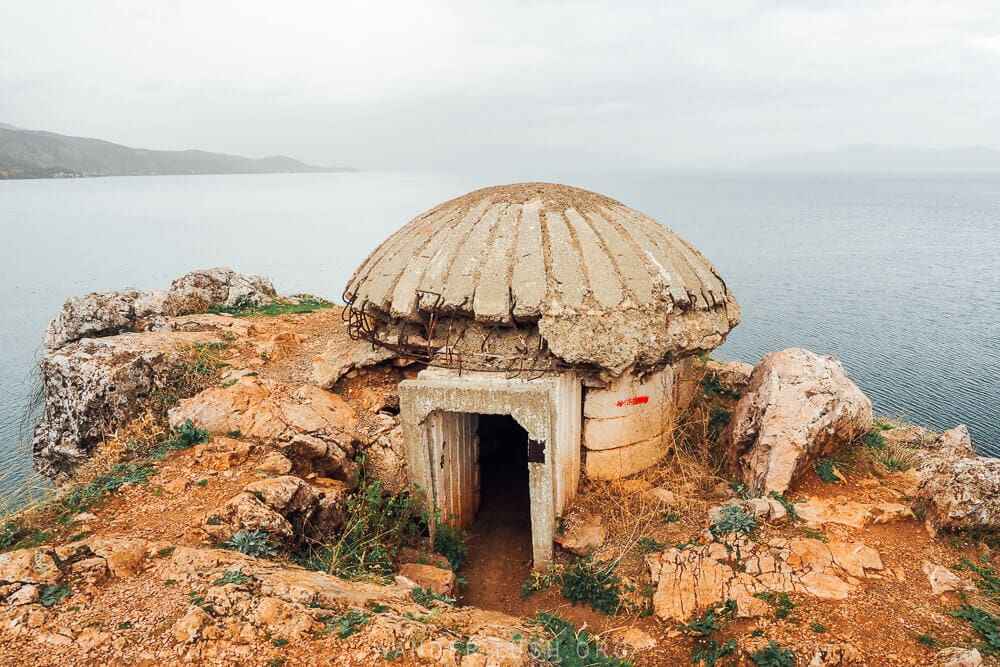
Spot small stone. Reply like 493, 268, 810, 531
397, 563, 456, 597
617, 627, 656, 651
163, 478, 190, 494
259, 451, 293, 475
553, 519, 608, 557
649, 487, 676, 504
922, 562, 972, 595
6, 584, 39, 606
766, 498, 788, 524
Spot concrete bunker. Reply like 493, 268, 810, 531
345, 182, 741, 567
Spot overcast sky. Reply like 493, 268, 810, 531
2, 1, 999, 169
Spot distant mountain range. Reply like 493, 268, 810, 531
0, 124, 354, 179
695, 144, 1000, 170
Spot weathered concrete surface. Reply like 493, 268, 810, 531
398, 369, 581, 567
345, 183, 740, 376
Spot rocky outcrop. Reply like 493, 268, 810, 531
168, 376, 360, 481
32, 328, 223, 476
913, 426, 1000, 533
44, 268, 275, 351
721, 348, 873, 494
202, 475, 347, 544
703, 358, 754, 394
647, 536, 883, 622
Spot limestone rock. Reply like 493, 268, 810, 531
796, 498, 913, 529
259, 451, 293, 475
190, 437, 252, 471
312, 337, 395, 389
162, 267, 276, 316
922, 562, 973, 595
362, 422, 409, 496
914, 453, 1000, 533
7, 584, 39, 606
33, 329, 218, 476
44, 290, 158, 351
553, 517, 608, 557
173, 606, 214, 644
648, 537, 881, 622
808, 643, 867, 666
0, 548, 61, 585
935, 648, 983, 667
397, 563, 457, 597
169, 377, 359, 481
88, 537, 151, 578
721, 348, 873, 494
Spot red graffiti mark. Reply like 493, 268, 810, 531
616, 396, 649, 407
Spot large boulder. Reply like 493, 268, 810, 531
721, 348, 873, 494
913, 427, 1000, 533
161, 267, 276, 316
169, 377, 360, 481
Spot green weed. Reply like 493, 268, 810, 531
223, 530, 279, 559
749, 641, 796, 666
209, 297, 333, 318
39, 584, 72, 607
213, 570, 252, 586
710, 504, 756, 537
560, 556, 626, 615
815, 458, 840, 483
678, 600, 736, 636
690, 639, 737, 667
952, 603, 1000, 655
433, 520, 468, 570
528, 611, 629, 667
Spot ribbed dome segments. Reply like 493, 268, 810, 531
345, 183, 734, 325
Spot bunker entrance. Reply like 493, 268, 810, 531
460, 413, 534, 609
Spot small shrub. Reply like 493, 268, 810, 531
915, 634, 937, 647
815, 458, 840, 483
39, 584, 72, 607
803, 529, 826, 542
454, 638, 477, 656
707, 405, 733, 443
528, 611, 629, 667
560, 557, 625, 615
679, 600, 736, 636
151, 419, 209, 460
322, 609, 370, 639
810, 621, 826, 633
754, 592, 796, 620
862, 429, 886, 450
701, 372, 741, 401
637, 537, 665, 554
223, 530, 279, 559
691, 639, 738, 666
952, 603, 1000, 655
433, 520, 468, 571
411, 587, 455, 608
749, 641, 796, 667
663, 512, 681, 523
960, 557, 1000, 602
521, 569, 557, 599
711, 504, 756, 537
213, 570, 252, 586
307, 477, 417, 581
271, 637, 288, 647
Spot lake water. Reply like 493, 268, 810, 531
2, 170, 999, 504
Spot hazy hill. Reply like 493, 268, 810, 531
698, 144, 1000, 170
0, 125, 354, 178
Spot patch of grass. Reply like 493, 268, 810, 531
304, 477, 418, 582
39, 584, 72, 607
803, 529, 826, 542
952, 603, 1000, 655
810, 621, 826, 633
433, 519, 468, 571
710, 503, 756, 537
862, 429, 886, 450
559, 556, 626, 615
636, 537, 665, 554
528, 611, 630, 667
179, 341, 230, 378
155, 546, 176, 558
690, 639, 738, 667
707, 405, 733, 443
916, 634, 937, 647
60, 462, 155, 514
383, 649, 403, 661
679, 600, 736, 636
213, 570, 252, 586
223, 530, 279, 559
749, 641, 796, 666
411, 587, 455, 608
662, 512, 681, 523
815, 458, 840, 483
209, 297, 333, 318
959, 558, 1000, 603
700, 372, 741, 401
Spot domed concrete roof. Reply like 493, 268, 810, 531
345, 183, 740, 375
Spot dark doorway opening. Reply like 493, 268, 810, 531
459, 413, 533, 611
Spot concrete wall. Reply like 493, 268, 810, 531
398, 369, 581, 567
582, 364, 678, 479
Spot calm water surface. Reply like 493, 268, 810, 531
2, 170, 999, 502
